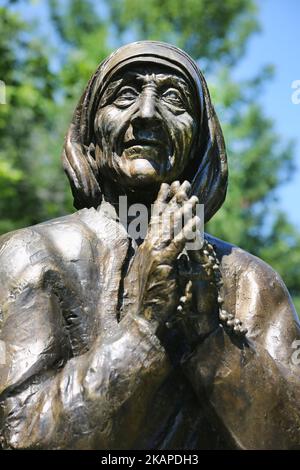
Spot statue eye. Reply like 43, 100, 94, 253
162, 88, 184, 108
114, 87, 138, 107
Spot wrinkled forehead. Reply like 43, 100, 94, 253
87, 44, 204, 138
108, 63, 193, 89
97, 41, 202, 94
97, 63, 195, 109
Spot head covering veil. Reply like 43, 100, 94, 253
62, 41, 228, 222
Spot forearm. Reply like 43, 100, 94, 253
0, 317, 170, 449
182, 327, 300, 449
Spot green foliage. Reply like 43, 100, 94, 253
0, 0, 299, 314
206, 69, 299, 314
110, 0, 259, 68
49, 0, 111, 93
0, 5, 72, 233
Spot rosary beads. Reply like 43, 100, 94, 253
175, 237, 248, 337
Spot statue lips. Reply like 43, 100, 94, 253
124, 138, 162, 150
122, 131, 171, 162
122, 138, 169, 166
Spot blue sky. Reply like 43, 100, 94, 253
234, 0, 300, 228
6, 0, 300, 228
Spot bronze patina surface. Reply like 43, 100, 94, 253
0, 41, 299, 450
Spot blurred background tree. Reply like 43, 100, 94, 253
0, 0, 299, 312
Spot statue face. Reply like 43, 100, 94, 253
94, 65, 197, 188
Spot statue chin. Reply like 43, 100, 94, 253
126, 159, 163, 184
112, 157, 167, 188
117, 145, 172, 185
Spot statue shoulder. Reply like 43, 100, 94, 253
0, 210, 97, 286
205, 233, 297, 320
206, 233, 285, 284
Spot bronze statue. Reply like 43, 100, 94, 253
0, 41, 299, 450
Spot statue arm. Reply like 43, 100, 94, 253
0, 182, 199, 449
0, 247, 169, 449
182, 255, 300, 449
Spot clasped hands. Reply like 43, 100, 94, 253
121, 180, 220, 347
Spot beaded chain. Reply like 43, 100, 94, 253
174, 237, 248, 337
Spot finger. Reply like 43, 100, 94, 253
162, 194, 198, 239
182, 215, 201, 243
179, 180, 192, 197
169, 180, 181, 197
176, 180, 191, 202
170, 180, 191, 207
156, 183, 170, 203
152, 183, 170, 217
168, 216, 201, 255
172, 196, 199, 236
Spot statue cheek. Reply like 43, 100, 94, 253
164, 111, 192, 137
177, 117, 196, 152
95, 107, 118, 136
176, 113, 194, 132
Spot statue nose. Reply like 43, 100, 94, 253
132, 90, 161, 128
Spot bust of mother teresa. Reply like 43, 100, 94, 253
0, 41, 299, 450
